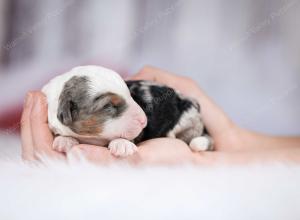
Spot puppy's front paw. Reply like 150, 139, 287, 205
108, 139, 137, 157
53, 136, 79, 153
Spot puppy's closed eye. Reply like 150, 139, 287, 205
92, 92, 127, 118
103, 102, 114, 110
94, 93, 125, 108
93, 96, 101, 102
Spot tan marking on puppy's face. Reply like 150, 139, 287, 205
76, 116, 103, 135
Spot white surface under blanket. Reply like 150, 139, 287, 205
0, 135, 300, 220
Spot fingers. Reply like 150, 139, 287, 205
21, 92, 35, 160
130, 65, 170, 82
30, 92, 65, 160
130, 65, 157, 81
21, 91, 65, 161
130, 66, 193, 92
30, 92, 52, 149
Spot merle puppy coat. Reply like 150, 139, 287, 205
42, 66, 212, 157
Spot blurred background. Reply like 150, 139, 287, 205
0, 0, 299, 150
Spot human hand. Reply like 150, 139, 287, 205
69, 138, 213, 166
128, 66, 300, 164
21, 69, 300, 166
72, 137, 300, 166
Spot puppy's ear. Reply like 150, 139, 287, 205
57, 100, 78, 126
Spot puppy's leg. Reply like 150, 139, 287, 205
177, 128, 213, 151
108, 138, 137, 157
53, 136, 79, 153
172, 120, 213, 151
172, 121, 213, 151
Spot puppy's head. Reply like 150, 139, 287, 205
56, 66, 147, 141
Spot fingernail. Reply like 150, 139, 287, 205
37, 95, 46, 108
32, 93, 47, 112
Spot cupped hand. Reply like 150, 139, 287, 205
69, 139, 212, 166
21, 92, 65, 161
128, 66, 300, 164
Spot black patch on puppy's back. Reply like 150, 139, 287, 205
126, 80, 193, 142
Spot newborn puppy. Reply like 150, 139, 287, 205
42, 65, 213, 157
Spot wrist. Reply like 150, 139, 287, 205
230, 127, 272, 151
212, 121, 246, 151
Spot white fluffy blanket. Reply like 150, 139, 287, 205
0, 135, 300, 220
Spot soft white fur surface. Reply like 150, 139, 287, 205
0, 135, 300, 220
